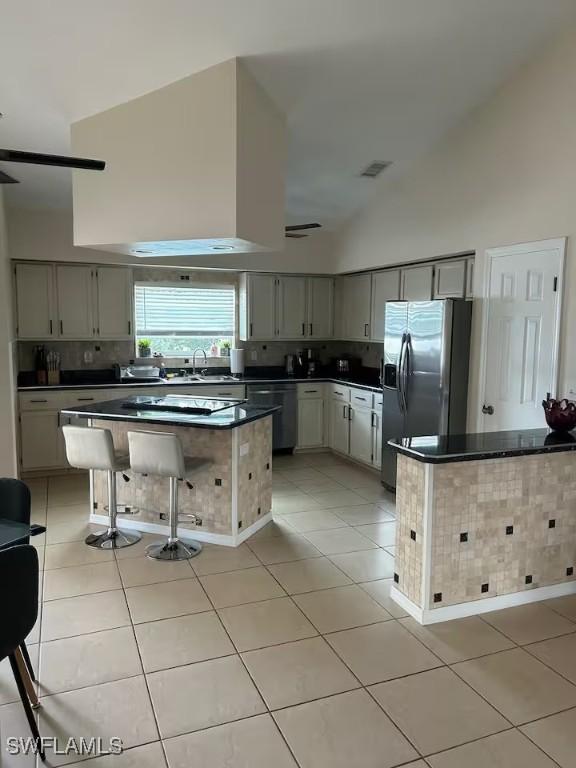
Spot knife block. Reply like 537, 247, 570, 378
47, 370, 61, 386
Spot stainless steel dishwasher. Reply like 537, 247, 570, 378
246, 383, 297, 452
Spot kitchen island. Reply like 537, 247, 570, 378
60, 395, 280, 547
389, 429, 576, 624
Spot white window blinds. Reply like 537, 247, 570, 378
134, 284, 235, 336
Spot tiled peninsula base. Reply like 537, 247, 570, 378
89, 416, 273, 547
392, 452, 576, 624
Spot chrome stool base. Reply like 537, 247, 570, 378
146, 539, 202, 561
85, 528, 142, 550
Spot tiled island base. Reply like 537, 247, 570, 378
90, 416, 273, 547
393, 453, 576, 624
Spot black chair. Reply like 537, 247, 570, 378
0, 477, 32, 533
0, 545, 45, 761
0, 479, 38, 681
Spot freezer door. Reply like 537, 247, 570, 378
381, 302, 408, 490
404, 300, 451, 437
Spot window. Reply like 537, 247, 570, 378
134, 282, 235, 357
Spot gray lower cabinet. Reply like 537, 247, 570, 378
20, 411, 67, 470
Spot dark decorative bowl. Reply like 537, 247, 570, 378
542, 398, 576, 433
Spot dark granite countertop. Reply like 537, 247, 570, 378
20, 373, 383, 394
61, 396, 281, 430
389, 429, 576, 464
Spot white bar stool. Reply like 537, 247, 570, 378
62, 425, 141, 549
127, 430, 209, 561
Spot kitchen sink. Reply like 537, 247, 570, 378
166, 374, 240, 384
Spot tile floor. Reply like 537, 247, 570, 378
2, 453, 576, 766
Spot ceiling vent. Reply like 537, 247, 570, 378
360, 161, 392, 178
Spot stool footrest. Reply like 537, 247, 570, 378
146, 539, 202, 561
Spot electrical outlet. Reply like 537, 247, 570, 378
83, 350, 93, 364
250, 350, 258, 361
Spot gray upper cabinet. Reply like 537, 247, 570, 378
14, 263, 56, 339
95, 267, 134, 339
400, 265, 434, 301
370, 270, 400, 342
277, 276, 307, 339
433, 260, 466, 299
307, 277, 334, 339
465, 257, 475, 299
56, 265, 95, 339
239, 273, 276, 340
337, 273, 372, 340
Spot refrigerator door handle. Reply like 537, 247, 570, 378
402, 333, 412, 411
397, 332, 407, 414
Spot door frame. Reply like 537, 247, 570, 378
476, 237, 566, 432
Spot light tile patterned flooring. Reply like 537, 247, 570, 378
3, 454, 576, 766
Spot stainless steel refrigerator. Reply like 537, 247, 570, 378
381, 299, 472, 491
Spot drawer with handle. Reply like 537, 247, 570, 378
297, 383, 324, 399
329, 384, 350, 402
19, 391, 66, 411
350, 389, 374, 409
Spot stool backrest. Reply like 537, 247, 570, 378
127, 430, 185, 478
0, 545, 38, 663
62, 425, 117, 471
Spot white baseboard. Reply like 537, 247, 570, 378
90, 511, 272, 548
391, 580, 576, 625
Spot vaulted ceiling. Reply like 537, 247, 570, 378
1, 0, 575, 228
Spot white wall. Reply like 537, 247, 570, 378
0, 189, 19, 476
6, 206, 335, 274
335, 24, 576, 420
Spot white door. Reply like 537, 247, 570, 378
277, 276, 307, 339
15, 263, 56, 339
95, 267, 133, 339
330, 399, 350, 454
248, 274, 276, 339
433, 261, 466, 299
349, 405, 374, 464
400, 265, 433, 301
298, 398, 324, 448
307, 277, 333, 338
56, 265, 95, 339
371, 270, 400, 342
480, 239, 565, 431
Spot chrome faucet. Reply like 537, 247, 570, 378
191, 348, 207, 375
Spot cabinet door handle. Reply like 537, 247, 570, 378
309, 323, 313, 335
250, 322, 253, 337
30, 399, 48, 403
364, 323, 369, 337
49, 319, 53, 335
342, 405, 347, 420
128, 320, 131, 335
371, 412, 376, 428
348, 407, 353, 421
304, 390, 318, 394
60, 320, 63, 334
302, 323, 305, 336
356, 396, 366, 401
77, 397, 94, 402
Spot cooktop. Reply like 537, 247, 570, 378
121, 395, 244, 415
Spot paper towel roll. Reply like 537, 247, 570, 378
230, 348, 245, 375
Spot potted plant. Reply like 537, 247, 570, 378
221, 340, 231, 357
138, 338, 152, 358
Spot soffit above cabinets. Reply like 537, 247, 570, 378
71, 58, 286, 257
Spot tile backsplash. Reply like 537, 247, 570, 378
18, 339, 383, 373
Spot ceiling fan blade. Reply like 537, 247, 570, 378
285, 223, 321, 232
0, 169, 19, 184
285, 232, 307, 238
0, 149, 105, 171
